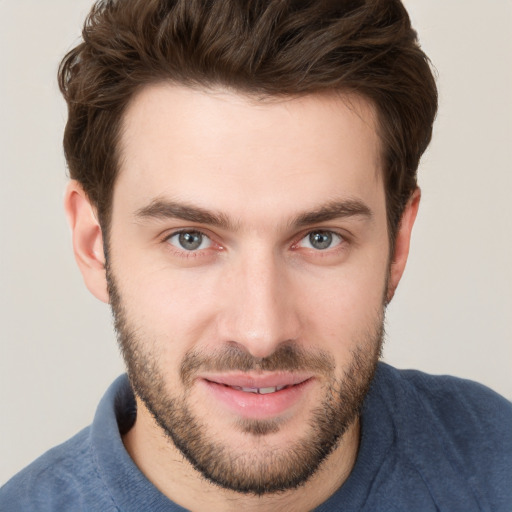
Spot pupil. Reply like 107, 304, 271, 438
310, 231, 332, 250
179, 232, 202, 250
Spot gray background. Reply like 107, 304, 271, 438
1, 0, 511, 485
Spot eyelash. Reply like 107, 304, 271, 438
161, 228, 349, 258
162, 229, 219, 258
294, 230, 345, 251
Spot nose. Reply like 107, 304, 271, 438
216, 248, 301, 359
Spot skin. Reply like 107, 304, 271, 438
65, 84, 420, 511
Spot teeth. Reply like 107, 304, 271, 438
231, 385, 287, 394
241, 387, 260, 393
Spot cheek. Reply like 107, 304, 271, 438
118, 266, 222, 348
297, 261, 387, 345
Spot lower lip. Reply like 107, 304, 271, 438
200, 379, 313, 420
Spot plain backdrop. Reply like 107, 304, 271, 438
1, 0, 511, 485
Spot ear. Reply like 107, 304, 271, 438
386, 187, 421, 303
64, 180, 109, 303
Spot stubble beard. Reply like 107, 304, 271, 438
106, 268, 384, 496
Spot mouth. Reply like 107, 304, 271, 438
198, 373, 314, 419
224, 384, 290, 394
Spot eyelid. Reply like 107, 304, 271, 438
162, 227, 210, 243
160, 226, 349, 256
167, 230, 212, 251
300, 230, 343, 249
161, 227, 224, 258
292, 228, 348, 247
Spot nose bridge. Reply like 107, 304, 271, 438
221, 245, 298, 358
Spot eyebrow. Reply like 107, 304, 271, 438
135, 199, 235, 230
134, 197, 373, 230
292, 199, 373, 227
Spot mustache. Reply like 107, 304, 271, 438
180, 343, 335, 386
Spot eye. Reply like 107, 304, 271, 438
167, 230, 212, 251
298, 230, 343, 250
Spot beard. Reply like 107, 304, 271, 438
106, 267, 384, 496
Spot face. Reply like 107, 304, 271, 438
105, 85, 391, 494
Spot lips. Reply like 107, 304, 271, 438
199, 372, 314, 419
201, 372, 312, 390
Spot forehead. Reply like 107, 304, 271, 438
115, 84, 384, 225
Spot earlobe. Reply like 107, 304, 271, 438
64, 180, 109, 304
386, 188, 421, 303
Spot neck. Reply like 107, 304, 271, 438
123, 399, 360, 512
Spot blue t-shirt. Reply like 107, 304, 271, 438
1, 363, 511, 511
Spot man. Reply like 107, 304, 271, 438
1, 0, 510, 510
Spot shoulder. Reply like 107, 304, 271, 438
392, 365, 512, 438
379, 363, 512, 451
375, 363, 512, 509
0, 427, 113, 512
0, 376, 134, 511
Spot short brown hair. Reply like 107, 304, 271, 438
59, 0, 437, 243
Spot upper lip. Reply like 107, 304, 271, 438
200, 372, 313, 389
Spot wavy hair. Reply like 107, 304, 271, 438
59, 0, 437, 243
